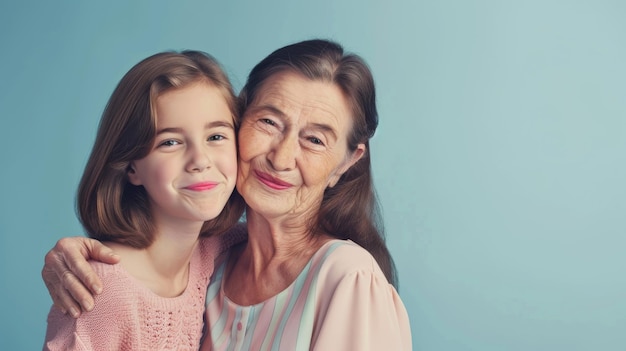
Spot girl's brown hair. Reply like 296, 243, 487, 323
77, 51, 245, 248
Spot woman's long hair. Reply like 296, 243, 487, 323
239, 39, 397, 287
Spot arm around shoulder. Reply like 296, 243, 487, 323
42, 236, 120, 317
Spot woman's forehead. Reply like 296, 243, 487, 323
250, 72, 350, 117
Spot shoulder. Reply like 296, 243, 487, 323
85, 261, 138, 307
45, 263, 137, 346
199, 222, 247, 258
84, 260, 154, 318
195, 224, 247, 284
316, 240, 387, 284
310, 241, 412, 349
220, 222, 248, 251
307, 240, 393, 301
87, 260, 123, 281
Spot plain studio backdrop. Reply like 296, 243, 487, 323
1, 1, 624, 350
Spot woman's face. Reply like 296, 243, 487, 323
236, 71, 365, 220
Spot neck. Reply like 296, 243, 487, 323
223, 207, 331, 305
245, 208, 325, 262
110, 219, 203, 297
147, 229, 199, 278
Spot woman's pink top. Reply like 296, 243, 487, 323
201, 239, 412, 351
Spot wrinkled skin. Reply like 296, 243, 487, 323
42, 237, 119, 317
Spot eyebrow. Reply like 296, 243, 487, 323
156, 120, 235, 135
249, 104, 285, 119
251, 104, 338, 140
308, 122, 338, 141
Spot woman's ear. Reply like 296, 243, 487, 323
127, 162, 142, 186
328, 143, 366, 188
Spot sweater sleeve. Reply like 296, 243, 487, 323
43, 308, 90, 351
43, 262, 131, 351
311, 244, 412, 351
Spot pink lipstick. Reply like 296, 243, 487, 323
185, 182, 218, 191
255, 171, 293, 190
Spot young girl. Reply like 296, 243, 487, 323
44, 51, 245, 350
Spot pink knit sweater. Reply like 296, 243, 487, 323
44, 227, 247, 351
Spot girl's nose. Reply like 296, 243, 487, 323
186, 144, 212, 172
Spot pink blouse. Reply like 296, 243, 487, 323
201, 239, 412, 351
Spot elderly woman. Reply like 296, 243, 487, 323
42, 39, 411, 350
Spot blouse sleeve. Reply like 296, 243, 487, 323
311, 244, 412, 351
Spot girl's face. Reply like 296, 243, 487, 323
128, 81, 238, 230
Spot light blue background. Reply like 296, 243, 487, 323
1, 1, 625, 350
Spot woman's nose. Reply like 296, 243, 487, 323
268, 136, 297, 171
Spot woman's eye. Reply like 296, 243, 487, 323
308, 137, 324, 146
261, 118, 276, 126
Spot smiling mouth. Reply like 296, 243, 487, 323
185, 182, 218, 191
254, 171, 293, 190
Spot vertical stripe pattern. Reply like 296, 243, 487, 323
204, 241, 344, 351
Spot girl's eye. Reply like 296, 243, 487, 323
208, 134, 225, 141
159, 139, 180, 147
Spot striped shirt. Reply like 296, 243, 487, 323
201, 239, 412, 351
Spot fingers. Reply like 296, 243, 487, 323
42, 236, 119, 317
44, 271, 82, 318
87, 240, 121, 265
72, 238, 120, 295
42, 246, 84, 318
61, 267, 96, 314
60, 237, 115, 300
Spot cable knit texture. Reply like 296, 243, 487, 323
44, 224, 247, 351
